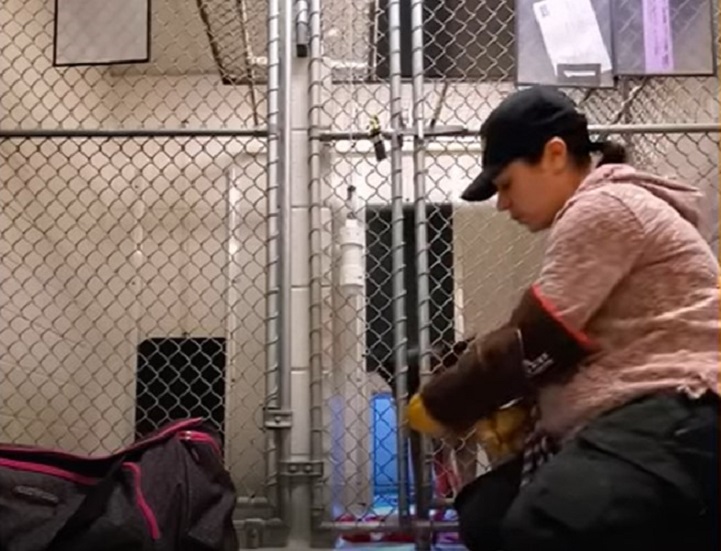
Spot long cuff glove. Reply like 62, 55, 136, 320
509, 284, 597, 385
407, 393, 530, 463
419, 285, 597, 433
419, 327, 528, 433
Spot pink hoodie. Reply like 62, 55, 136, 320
533, 164, 719, 440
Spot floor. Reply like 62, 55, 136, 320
337, 543, 467, 550
321, 487, 468, 550
265, 545, 467, 551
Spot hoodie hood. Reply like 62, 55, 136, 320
577, 164, 703, 228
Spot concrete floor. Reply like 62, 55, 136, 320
261, 539, 468, 550
264, 543, 466, 551
338, 544, 467, 550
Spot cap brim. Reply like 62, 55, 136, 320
460, 167, 499, 202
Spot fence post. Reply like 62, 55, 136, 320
410, 0, 432, 546
307, 0, 328, 542
264, 0, 290, 531
387, 0, 411, 529
278, 0, 295, 531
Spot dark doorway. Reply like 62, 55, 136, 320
135, 337, 226, 442
364, 203, 456, 374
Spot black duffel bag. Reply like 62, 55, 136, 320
0, 418, 238, 551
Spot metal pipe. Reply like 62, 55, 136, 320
0, 128, 268, 139
307, 0, 325, 530
387, 0, 410, 528
410, 0, 431, 545
429, 81, 450, 130
235, 496, 273, 507
317, 122, 721, 142
195, 0, 234, 86
295, 0, 310, 56
225, 167, 241, 468
319, 520, 460, 533
265, 0, 282, 520
617, 77, 636, 161
277, 0, 294, 527
234, 0, 261, 126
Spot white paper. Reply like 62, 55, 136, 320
55, 0, 149, 66
532, 0, 612, 76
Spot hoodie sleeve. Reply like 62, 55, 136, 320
534, 190, 646, 333
416, 191, 647, 430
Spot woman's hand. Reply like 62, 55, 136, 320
406, 391, 532, 464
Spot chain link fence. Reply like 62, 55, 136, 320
1, 0, 268, 130
313, 0, 719, 545
0, 133, 275, 495
0, 0, 283, 535
1, 0, 719, 547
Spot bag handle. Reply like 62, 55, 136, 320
46, 455, 127, 551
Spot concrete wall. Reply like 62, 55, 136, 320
1, 0, 718, 526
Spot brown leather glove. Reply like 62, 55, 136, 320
419, 286, 597, 433
419, 327, 529, 433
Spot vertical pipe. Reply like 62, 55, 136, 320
278, 0, 294, 526
307, 0, 325, 530
410, 0, 431, 545
226, 168, 240, 467
295, 0, 310, 56
129, 173, 144, 445
265, 0, 283, 519
234, 0, 260, 125
619, 78, 635, 161
387, 0, 409, 527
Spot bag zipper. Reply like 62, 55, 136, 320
0, 458, 160, 541
123, 462, 160, 541
177, 430, 222, 458
0, 418, 204, 462
0, 457, 98, 485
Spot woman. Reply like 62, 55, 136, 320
409, 86, 719, 551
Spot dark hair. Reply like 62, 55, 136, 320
591, 139, 629, 166
519, 113, 629, 169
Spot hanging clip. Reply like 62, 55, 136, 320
368, 115, 387, 162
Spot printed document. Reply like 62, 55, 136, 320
532, 0, 612, 76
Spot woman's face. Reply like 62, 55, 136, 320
493, 138, 581, 232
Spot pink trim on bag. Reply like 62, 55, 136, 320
123, 463, 160, 540
0, 458, 98, 485
178, 430, 222, 457
0, 418, 204, 461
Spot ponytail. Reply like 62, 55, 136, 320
589, 139, 628, 167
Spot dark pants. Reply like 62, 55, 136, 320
454, 392, 719, 551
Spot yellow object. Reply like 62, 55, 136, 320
474, 403, 530, 463
406, 394, 446, 437
406, 394, 530, 463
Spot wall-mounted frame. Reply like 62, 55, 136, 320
53, 0, 151, 67
516, 0, 616, 89
612, 0, 717, 77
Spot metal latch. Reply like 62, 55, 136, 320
263, 409, 292, 430
280, 460, 324, 478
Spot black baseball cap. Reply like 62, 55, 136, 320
461, 86, 591, 202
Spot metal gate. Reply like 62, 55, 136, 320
310, 0, 719, 547
0, 0, 284, 545
1, 0, 719, 548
